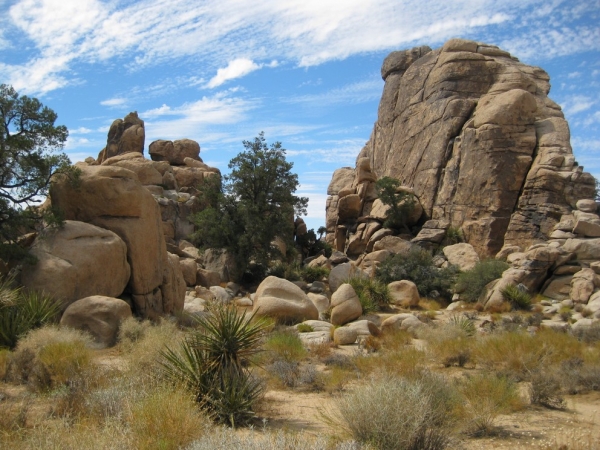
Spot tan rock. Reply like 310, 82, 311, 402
100, 112, 144, 163
330, 284, 362, 326
388, 280, 420, 307
179, 258, 198, 286
50, 165, 168, 318
327, 168, 355, 195
338, 194, 362, 221
160, 253, 186, 314
570, 269, 597, 303
253, 276, 318, 323
196, 267, 222, 287
101, 152, 162, 185
381, 313, 415, 332
373, 236, 414, 254
345, 319, 382, 338
573, 219, 600, 237
576, 199, 597, 213
21, 221, 130, 310
149, 139, 200, 165
442, 243, 479, 271
333, 327, 358, 345
307, 293, 329, 315
60, 296, 132, 347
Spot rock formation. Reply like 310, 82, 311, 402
326, 38, 595, 258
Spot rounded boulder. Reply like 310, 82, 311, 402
330, 284, 362, 326
252, 276, 318, 323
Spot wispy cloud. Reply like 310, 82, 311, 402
206, 58, 278, 88
287, 78, 383, 106
3, 0, 582, 95
287, 138, 366, 165
100, 98, 127, 107
560, 95, 596, 115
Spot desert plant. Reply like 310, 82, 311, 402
458, 373, 523, 435
263, 329, 307, 362
376, 248, 458, 300
441, 226, 463, 246
375, 176, 417, 232
500, 284, 532, 310
449, 315, 476, 337
0, 278, 61, 349
326, 373, 458, 449
454, 260, 509, 303
300, 265, 329, 283
528, 369, 566, 409
266, 262, 301, 281
348, 276, 391, 313
296, 323, 314, 333
160, 305, 268, 427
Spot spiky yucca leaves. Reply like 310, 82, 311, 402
449, 315, 476, 337
160, 305, 269, 427
0, 278, 61, 349
500, 284, 532, 310
348, 277, 391, 313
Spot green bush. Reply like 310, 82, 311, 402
300, 265, 329, 283
0, 278, 61, 349
500, 284, 532, 310
454, 260, 509, 303
375, 248, 458, 300
160, 305, 268, 427
263, 330, 307, 362
348, 277, 391, 313
266, 262, 300, 282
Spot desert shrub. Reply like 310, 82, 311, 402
117, 316, 152, 347
7, 325, 94, 391
376, 248, 458, 300
422, 323, 474, 368
266, 262, 300, 281
0, 278, 61, 350
328, 373, 458, 449
529, 369, 566, 409
127, 387, 211, 450
572, 320, 600, 343
441, 226, 463, 246
454, 260, 509, 303
297, 323, 314, 333
160, 305, 268, 427
300, 265, 329, 283
266, 359, 300, 388
0, 397, 28, 433
347, 277, 391, 313
559, 357, 600, 394
187, 428, 331, 450
500, 284, 532, 310
0, 348, 9, 380
353, 346, 426, 380
263, 329, 307, 362
458, 373, 523, 435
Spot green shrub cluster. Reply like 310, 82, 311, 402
266, 262, 329, 284
375, 248, 458, 300
454, 259, 509, 303
500, 284, 532, 310
348, 277, 391, 313
0, 278, 61, 349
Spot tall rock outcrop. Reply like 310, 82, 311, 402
327, 39, 595, 257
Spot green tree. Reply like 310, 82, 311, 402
317, 226, 327, 240
192, 133, 308, 281
375, 176, 416, 232
0, 84, 74, 261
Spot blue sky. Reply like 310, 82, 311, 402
1, 0, 599, 232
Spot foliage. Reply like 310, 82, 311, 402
300, 265, 329, 283
458, 373, 523, 435
327, 373, 457, 449
296, 323, 314, 333
263, 329, 307, 362
266, 262, 300, 281
500, 284, 532, 310
191, 133, 308, 282
347, 276, 391, 313
160, 305, 268, 427
0, 84, 78, 262
0, 277, 61, 349
441, 226, 463, 246
454, 259, 509, 303
375, 176, 416, 231
296, 228, 332, 259
375, 248, 459, 300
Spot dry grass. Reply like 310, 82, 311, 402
353, 346, 427, 379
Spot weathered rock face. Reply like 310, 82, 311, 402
50, 165, 172, 318
252, 276, 319, 323
21, 221, 130, 310
327, 39, 595, 257
149, 139, 201, 165
97, 112, 145, 163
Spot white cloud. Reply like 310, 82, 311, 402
100, 98, 127, 107
287, 78, 383, 106
70, 126, 93, 134
568, 71, 581, 78
287, 138, 365, 165
3, 0, 575, 94
206, 58, 261, 88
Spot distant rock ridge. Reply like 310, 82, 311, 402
326, 38, 595, 258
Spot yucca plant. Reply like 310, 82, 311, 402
348, 277, 391, 313
500, 284, 532, 310
449, 315, 476, 337
160, 304, 269, 427
0, 277, 61, 349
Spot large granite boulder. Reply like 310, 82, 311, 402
149, 139, 201, 165
252, 276, 318, 323
21, 221, 130, 310
60, 296, 132, 347
97, 112, 145, 163
50, 165, 172, 318
325, 39, 595, 257
330, 283, 362, 326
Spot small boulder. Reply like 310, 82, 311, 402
60, 296, 132, 347
330, 284, 362, 326
307, 293, 330, 315
345, 320, 382, 338
334, 327, 358, 345
442, 243, 479, 271
179, 258, 198, 286
252, 276, 318, 323
210, 286, 233, 304
388, 280, 420, 307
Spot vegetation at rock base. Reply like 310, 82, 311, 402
374, 176, 416, 232
500, 284, 532, 310
347, 276, 391, 313
159, 305, 269, 427
0, 85, 78, 262
375, 247, 458, 300
0, 277, 61, 350
191, 132, 308, 283
454, 259, 509, 303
